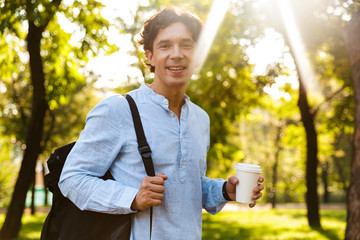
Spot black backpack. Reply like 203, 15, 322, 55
41, 95, 155, 240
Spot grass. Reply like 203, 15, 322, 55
202, 209, 346, 240
0, 208, 346, 239
0, 213, 47, 240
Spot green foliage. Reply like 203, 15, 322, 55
0, 31, 31, 143
0, 0, 117, 209
237, 97, 308, 203
0, 0, 116, 150
40, 81, 101, 159
0, 139, 19, 208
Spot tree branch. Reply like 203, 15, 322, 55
312, 85, 346, 117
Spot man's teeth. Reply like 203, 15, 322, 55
168, 67, 184, 70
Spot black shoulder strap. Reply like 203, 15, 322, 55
125, 94, 154, 240
125, 94, 155, 177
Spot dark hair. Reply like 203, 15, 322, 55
138, 7, 203, 73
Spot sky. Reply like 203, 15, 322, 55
59, 0, 147, 89
245, 27, 299, 101
85, 0, 149, 88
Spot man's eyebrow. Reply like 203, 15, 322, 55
156, 38, 194, 46
156, 40, 171, 46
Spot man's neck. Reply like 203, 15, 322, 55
148, 82, 186, 119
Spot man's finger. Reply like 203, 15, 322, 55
151, 192, 165, 201
156, 172, 168, 180
253, 184, 264, 193
249, 200, 256, 208
252, 192, 262, 200
258, 175, 264, 183
148, 176, 166, 185
150, 184, 165, 193
151, 199, 162, 207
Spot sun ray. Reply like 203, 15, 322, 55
277, 0, 319, 94
193, 0, 231, 73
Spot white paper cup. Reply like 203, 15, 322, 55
235, 163, 262, 204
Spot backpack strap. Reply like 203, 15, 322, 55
125, 94, 155, 239
125, 94, 155, 177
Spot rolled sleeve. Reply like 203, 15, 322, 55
201, 175, 228, 215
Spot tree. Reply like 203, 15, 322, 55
297, 71, 321, 228
343, 7, 360, 239
263, 0, 324, 228
259, 0, 355, 228
0, 0, 114, 238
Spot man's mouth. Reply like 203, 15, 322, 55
167, 66, 185, 71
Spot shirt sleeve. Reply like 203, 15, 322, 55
201, 175, 228, 215
58, 96, 138, 214
199, 109, 228, 215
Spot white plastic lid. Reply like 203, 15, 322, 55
235, 163, 262, 173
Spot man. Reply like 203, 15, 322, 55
59, 7, 264, 239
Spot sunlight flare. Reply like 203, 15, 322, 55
193, 0, 231, 73
277, 0, 319, 94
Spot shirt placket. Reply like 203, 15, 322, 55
160, 97, 188, 183
178, 104, 188, 183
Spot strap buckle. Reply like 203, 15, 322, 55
138, 145, 152, 158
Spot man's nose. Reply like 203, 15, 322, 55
170, 45, 184, 59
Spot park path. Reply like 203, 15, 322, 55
220, 203, 346, 212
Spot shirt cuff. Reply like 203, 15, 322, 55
222, 181, 232, 201
118, 186, 139, 214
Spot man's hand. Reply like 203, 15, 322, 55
131, 172, 168, 211
225, 175, 264, 208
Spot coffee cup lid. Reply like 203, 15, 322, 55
235, 163, 262, 173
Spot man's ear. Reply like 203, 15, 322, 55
145, 50, 153, 66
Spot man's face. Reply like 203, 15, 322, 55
146, 22, 195, 90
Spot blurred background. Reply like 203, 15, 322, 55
1, 0, 360, 239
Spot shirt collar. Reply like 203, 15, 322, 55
140, 83, 190, 106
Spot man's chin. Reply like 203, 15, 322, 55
167, 79, 189, 89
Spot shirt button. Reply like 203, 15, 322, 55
170, 112, 175, 117
217, 195, 221, 199
181, 161, 184, 166
181, 135, 184, 140
163, 99, 167, 103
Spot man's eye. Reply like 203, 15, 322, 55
160, 44, 169, 49
183, 44, 194, 48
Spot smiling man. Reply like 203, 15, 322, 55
59, 7, 264, 240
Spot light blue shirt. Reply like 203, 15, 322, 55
59, 84, 228, 240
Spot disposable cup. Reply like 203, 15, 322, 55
235, 163, 262, 204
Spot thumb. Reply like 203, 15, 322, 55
228, 176, 239, 185
226, 176, 238, 194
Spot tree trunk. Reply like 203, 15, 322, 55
280, 15, 321, 226
42, 163, 49, 206
343, 9, 360, 240
297, 78, 321, 228
270, 125, 282, 209
321, 162, 329, 203
30, 176, 36, 215
0, 21, 47, 239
